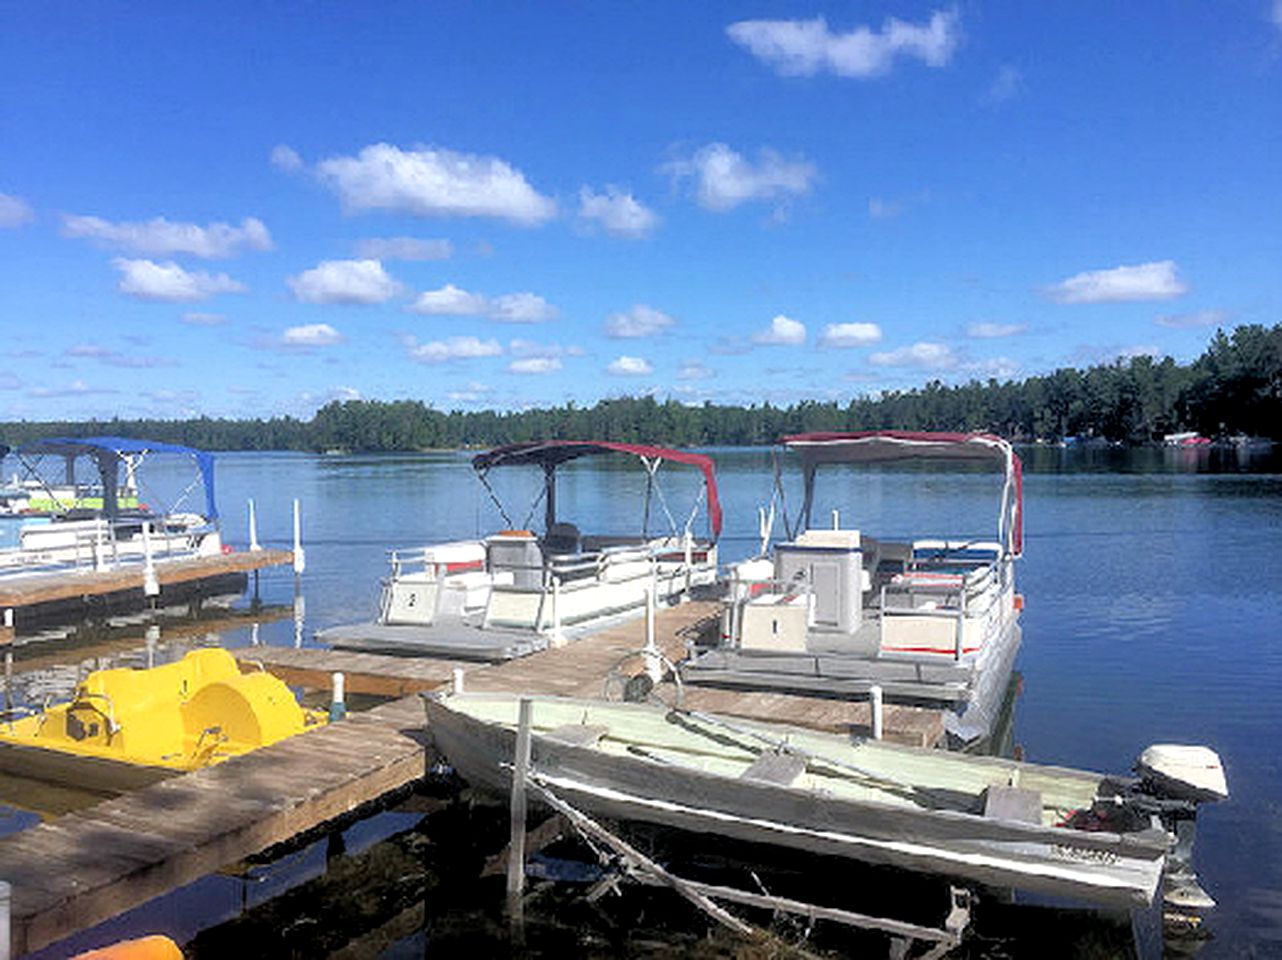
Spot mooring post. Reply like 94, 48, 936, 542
870, 684, 884, 740
0, 879, 10, 960
145, 624, 159, 670
247, 498, 261, 551
141, 521, 159, 600
644, 586, 662, 684
832, 508, 840, 530
329, 672, 346, 722
293, 593, 305, 649
507, 697, 534, 937
292, 498, 306, 577
452, 667, 465, 694
548, 576, 565, 648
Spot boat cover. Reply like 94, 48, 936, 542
473, 440, 722, 539
16, 436, 218, 520
782, 431, 1022, 556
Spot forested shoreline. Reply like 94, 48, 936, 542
3, 324, 1278, 452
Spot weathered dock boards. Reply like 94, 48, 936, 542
234, 645, 463, 698
0, 695, 427, 956
0, 548, 294, 612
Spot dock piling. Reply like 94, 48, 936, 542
248, 498, 261, 552
507, 697, 534, 937
870, 685, 884, 740
452, 667, 465, 694
0, 879, 9, 960
141, 522, 159, 599
292, 499, 306, 576
330, 672, 346, 722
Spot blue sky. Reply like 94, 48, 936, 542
1, 2, 1279, 420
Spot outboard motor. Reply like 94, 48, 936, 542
1131, 745, 1228, 924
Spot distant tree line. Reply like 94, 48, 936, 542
3, 324, 1278, 452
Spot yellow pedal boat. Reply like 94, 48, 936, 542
0, 648, 327, 790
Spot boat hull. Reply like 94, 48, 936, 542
424, 694, 1167, 910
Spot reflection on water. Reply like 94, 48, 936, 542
1, 446, 1278, 956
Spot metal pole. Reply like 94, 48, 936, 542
452, 667, 465, 694
507, 697, 534, 938
832, 508, 840, 530
292, 499, 306, 576
870, 685, 883, 740
0, 879, 10, 960
248, 498, 261, 551
548, 576, 565, 648
644, 586, 661, 684
141, 521, 159, 599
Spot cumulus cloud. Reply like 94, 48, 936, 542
28, 379, 119, 398
0, 193, 35, 228
605, 304, 676, 338
408, 283, 490, 316
287, 259, 402, 305
63, 215, 272, 258
1154, 309, 1231, 329
607, 355, 653, 376
113, 258, 247, 302
447, 381, 493, 404
727, 9, 961, 78
509, 356, 562, 374
407, 285, 557, 322
270, 144, 304, 172
677, 361, 714, 380
819, 322, 882, 348
663, 143, 816, 212
578, 186, 659, 238
1046, 260, 1188, 304
967, 321, 1026, 338
753, 314, 806, 346
355, 236, 453, 261
869, 341, 957, 368
282, 323, 343, 347
316, 143, 556, 225
180, 311, 228, 326
509, 339, 582, 360
406, 335, 503, 364
490, 292, 558, 323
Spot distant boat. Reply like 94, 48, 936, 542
424, 690, 1227, 916
1163, 431, 1210, 447
320, 440, 721, 660
686, 431, 1023, 748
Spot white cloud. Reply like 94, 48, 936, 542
677, 361, 714, 380
819, 322, 882, 347
1154, 309, 1230, 330
1273, 0, 1282, 31
490, 292, 558, 323
607, 355, 653, 376
868, 198, 902, 220
605, 304, 676, 338
63, 215, 272, 258
447, 381, 493, 404
408, 283, 490, 316
113, 258, 247, 302
406, 335, 503, 364
66, 342, 113, 358
1046, 260, 1188, 304
967, 321, 1027, 339
316, 142, 556, 225
727, 9, 961, 78
270, 144, 304, 172
407, 285, 557, 322
578, 186, 659, 238
282, 323, 343, 347
663, 143, 816, 212
288, 259, 401, 305
753, 314, 806, 346
28, 379, 119, 398
0, 193, 35, 228
355, 236, 453, 261
509, 356, 562, 375
966, 356, 1020, 379
180, 311, 228, 326
985, 65, 1022, 104
509, 339, 582, 359
869, 341, 957, 368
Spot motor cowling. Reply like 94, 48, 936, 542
1135, 744, 1228, 804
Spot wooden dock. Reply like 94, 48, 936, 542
0, 548, 294, 642
0, 599, 945, 954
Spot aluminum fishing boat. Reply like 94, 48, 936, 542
423, 690, 1227, 917
685, 431, 1023, 747
320, 441, 721, 660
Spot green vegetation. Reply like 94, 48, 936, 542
3, 324, 1278, 452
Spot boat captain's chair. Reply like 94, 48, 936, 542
542, 521, 581, 557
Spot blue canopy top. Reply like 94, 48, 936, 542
16, 436, 218, 520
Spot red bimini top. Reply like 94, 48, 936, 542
780, 430, 1022, 556
472, 440, 722, 541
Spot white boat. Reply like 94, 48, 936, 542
685, 431, 1024, 747
423, 690, 1226, 915
320, 441, 721, 659
0, 437, 224, 575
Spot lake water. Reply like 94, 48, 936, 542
2, 444, 1279, 957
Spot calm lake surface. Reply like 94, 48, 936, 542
3, 444, 1280, 957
